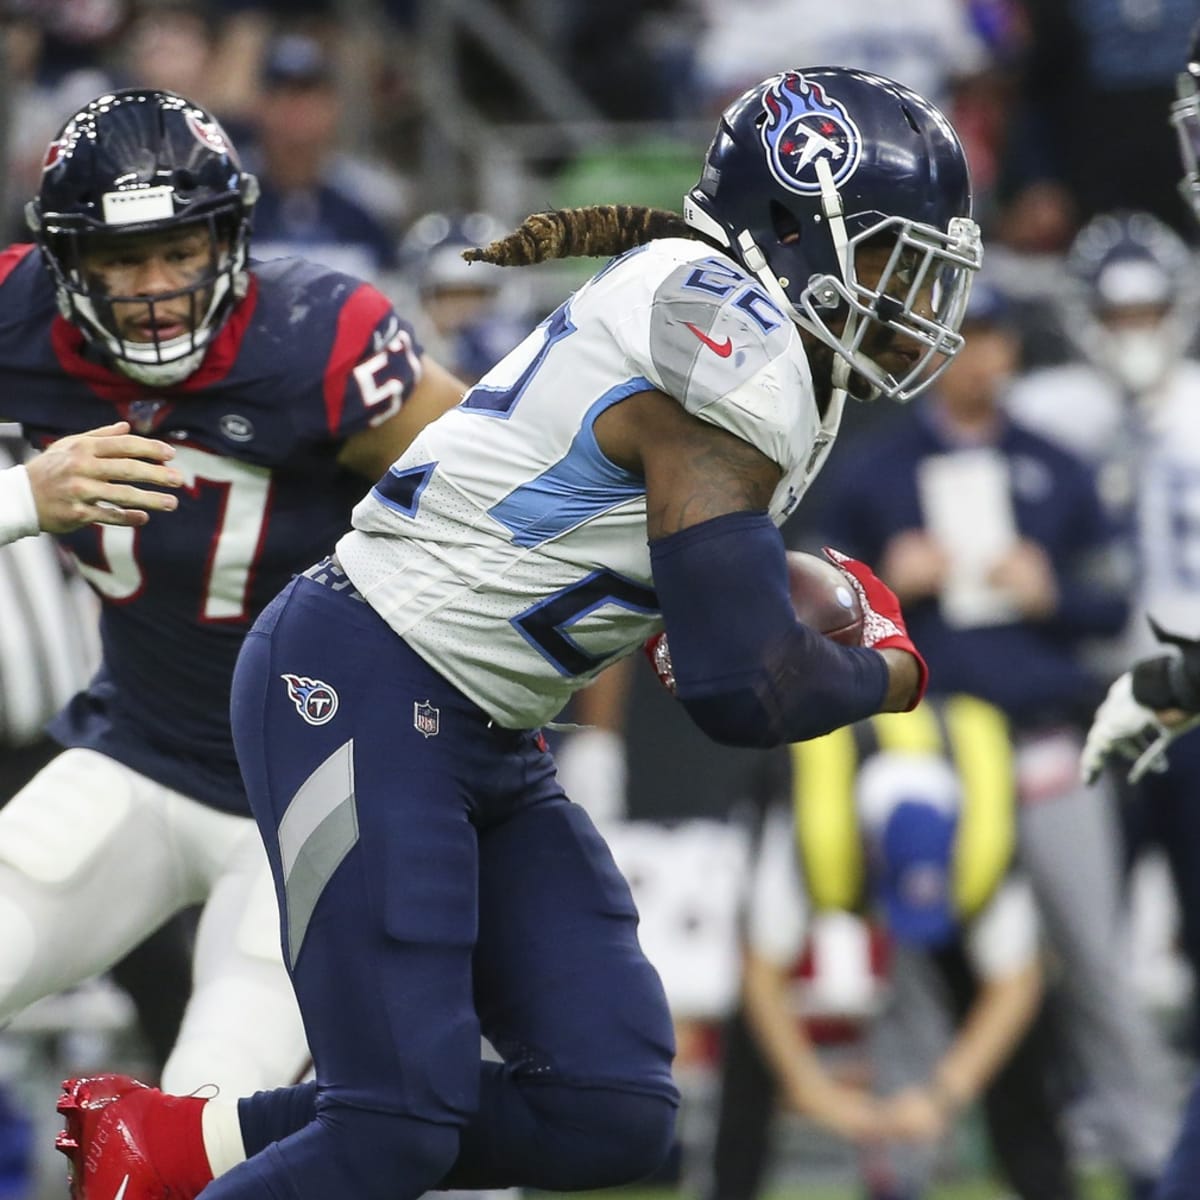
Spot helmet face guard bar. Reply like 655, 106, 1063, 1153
34, 209, 247, 373
1171, 71, 1200, 224
794, 214, 983, 402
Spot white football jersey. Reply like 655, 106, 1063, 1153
1007, 359, 1200, 665
337, 238, 842, 727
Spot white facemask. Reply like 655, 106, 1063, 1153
1103, 327, 1172, 395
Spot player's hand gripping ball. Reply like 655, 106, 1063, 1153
644, 549, 866, 695
785, 549, 865, 647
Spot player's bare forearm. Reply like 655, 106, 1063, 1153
741, 949, 828, 1107
935, 958, 1042, 1107
879, 647, 922, 712
593, 388, 781, 538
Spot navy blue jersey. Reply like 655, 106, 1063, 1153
0, 243, 424, 812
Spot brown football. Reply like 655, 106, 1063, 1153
786, 550, 865, 646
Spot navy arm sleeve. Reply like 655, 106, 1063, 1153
649, 511, 889, 748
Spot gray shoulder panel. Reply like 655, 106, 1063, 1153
648, 256, 795, 418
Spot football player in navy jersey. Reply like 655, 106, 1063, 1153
0, 87, 466, 1103
55, 69, 982, 1200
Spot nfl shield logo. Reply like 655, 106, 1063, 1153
413, 700, 440, 738
126, 398, 168, 434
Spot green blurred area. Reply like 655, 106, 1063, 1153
541, 1172, 1127, 1200
552, 138, 701, 215
540, 136, 702, 292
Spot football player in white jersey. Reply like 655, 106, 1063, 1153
55, 68, 982, 1200
1006, 208, 1200, 675
1081, 22, 1200, 1200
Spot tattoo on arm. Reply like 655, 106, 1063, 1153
645, 418, 781, 540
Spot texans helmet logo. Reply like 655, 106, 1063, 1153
761, 72, 862, 196
184, 110, 236, 159
42, 139, 67, 172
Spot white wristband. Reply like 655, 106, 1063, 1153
0, 464, 41, 545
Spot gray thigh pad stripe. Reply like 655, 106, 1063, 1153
279, 739, 358, 966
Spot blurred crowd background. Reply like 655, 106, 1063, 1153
5, 1, 1200, 1199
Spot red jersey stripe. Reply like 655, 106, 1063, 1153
0, 243, 37, 290
322, 283, 393, 435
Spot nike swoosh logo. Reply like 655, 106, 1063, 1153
114, 1175, 130, 1200
684, 322, 733, 358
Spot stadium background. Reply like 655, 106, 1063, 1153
2, 2, 1199, 1199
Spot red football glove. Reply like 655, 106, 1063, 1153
822, 545, 928, 710
643, 632, 677, 696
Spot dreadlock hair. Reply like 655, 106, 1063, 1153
461, 205, 700, 267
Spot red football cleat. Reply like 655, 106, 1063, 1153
56, 1075, 209, 1200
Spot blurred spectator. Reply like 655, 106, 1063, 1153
241, 32, 405, 281
2, 15, 115, 241
821, 282, 1127, 725
5, 0, 125, 82
1008, 210, 1200, 1050
691, 0, 993, 114
398, 211, 533, 386
998, 0, 1198, 236
816, 283, 1177, 1194
709, 696, 1070, 1200
115, 2, 218, 111
562, 0, 701, 122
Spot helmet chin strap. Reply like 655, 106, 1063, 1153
814, 156, 858, 394
698, 164, 872, 400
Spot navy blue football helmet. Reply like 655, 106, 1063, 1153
26, 89, 258, 386
1171, 21, 1200, 224
401, 211, 510, 299
684, 68, 982, 402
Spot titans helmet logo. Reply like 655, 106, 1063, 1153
761, 73, 862, 196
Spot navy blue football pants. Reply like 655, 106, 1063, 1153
213, 572, 678, 1200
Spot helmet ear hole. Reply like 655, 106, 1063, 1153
770, 200, 802, 244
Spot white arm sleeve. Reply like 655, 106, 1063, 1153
965, 876, 1041, 980
0, 464, 40, 545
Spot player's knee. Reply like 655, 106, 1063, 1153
532, 1086, 678, 1189
323, 1105, 460, 1200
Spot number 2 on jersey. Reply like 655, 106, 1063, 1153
463, 301, 575, 417
514, 569, 658, 676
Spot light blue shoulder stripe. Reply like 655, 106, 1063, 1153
488, 379, 651, 548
